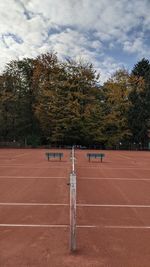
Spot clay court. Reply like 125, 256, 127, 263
0, 148, 150, 267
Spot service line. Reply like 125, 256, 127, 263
79, 177, 150, 181
78, 166, 150, 170
1, 203, 150, 208
0, 166, 69, 168
0, 224, 96, 228
104, 225, 150, 229
0, 224, 150, 229
77, 204, 150, 208
0, 176, 66, 179
0, 203, 68, 206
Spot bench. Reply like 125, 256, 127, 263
87, 153, 105, 162
45, 152, 63, 161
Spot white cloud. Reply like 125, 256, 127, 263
0, 0, 150, 82
95, 57, 124, 84
123, 37, 150, 57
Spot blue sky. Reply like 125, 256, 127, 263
0, 0, 150, 83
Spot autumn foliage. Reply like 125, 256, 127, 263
0, 54, 150, 149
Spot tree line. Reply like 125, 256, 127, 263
0, 53, 150, 149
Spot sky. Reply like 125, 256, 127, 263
0, 0, 150, 83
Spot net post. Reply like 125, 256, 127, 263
72, 146, 75, 174
70, 172, 76, 252
70, 146, 76, 252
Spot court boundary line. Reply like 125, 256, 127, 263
0, 224, 95, 228
0, 224, 150, 229
114, 153, 134, 160
0, 203, 69, 206
78, 204, 150, 208
0, 224, 69, 228
1, 176, 149, 181
0, 176, 66, 179
0, 166, 69, 169
1, 203, 150, 208
104, 225, 150, 229
79, 177, 150, 181
77, 166, 150, 170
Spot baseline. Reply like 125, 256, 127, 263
0, 224, 95, 228
77, 204, 150, 208
79, 177, 150, 181
1, 203, 150, 208
0, 202, 68, 206
0, 176, 66, 179
0, 224, 150, 229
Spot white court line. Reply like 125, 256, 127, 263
77, 204, 150, 208
0, 224, 68, 228
79, 177, 150, 181
0, 153, 32, 161
0, 224, 149, 229
0, 203, 69, 206
104, 225, 150, 229
78, 166, 150, 170
0, 176, 66, 179
115, 153, 133, 160
77, 225, 96, 228
0, 166, 69, 168
0, 224, 96, 228
3, 152, 32, 159
1, 203, 150, 208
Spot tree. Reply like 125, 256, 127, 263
102, 69, 131, 147
34, 57, 104, 145
0, 58, 42, 145
0, 73, 17, 140
128, 58, 150, 148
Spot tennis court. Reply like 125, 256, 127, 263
0, 149, 150, 266
0, 149, 70, 267
77, 150, 150, 267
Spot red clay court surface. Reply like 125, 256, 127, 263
0, 149, 150, 267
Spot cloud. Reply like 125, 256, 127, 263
0, 0, 150, 83
123, 37, 148, 56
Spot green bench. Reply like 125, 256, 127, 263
45, 152, 63, 161
87, 153, 105, 162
